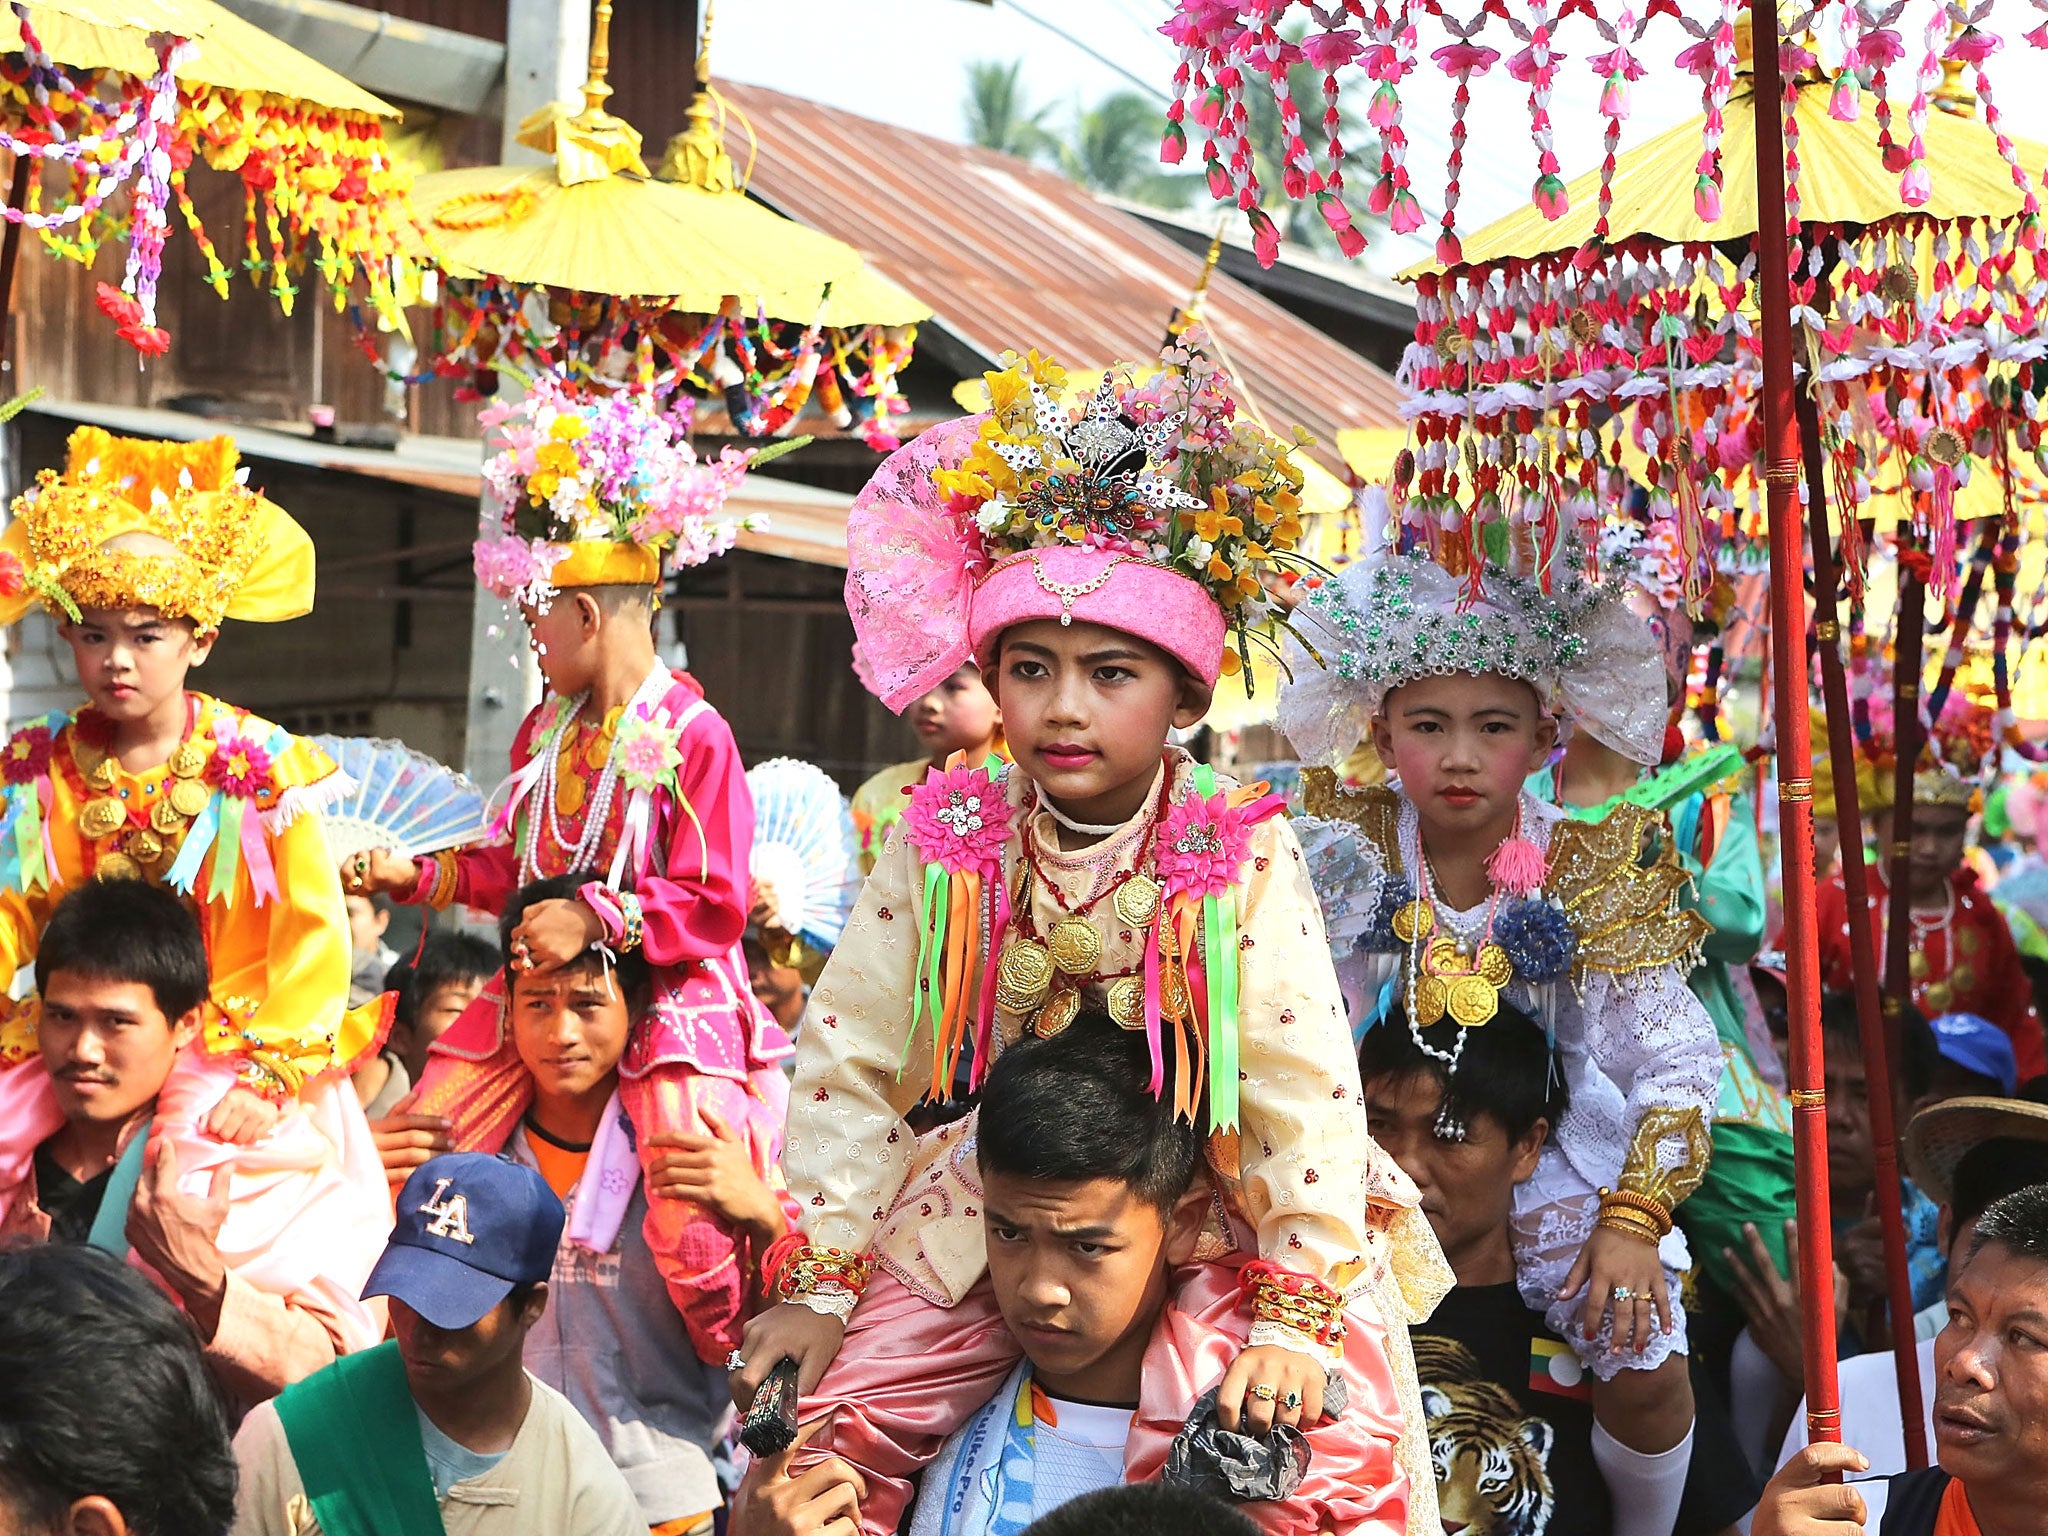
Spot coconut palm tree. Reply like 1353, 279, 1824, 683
1060, 91, 1202, 211
963, 59, 1058, 162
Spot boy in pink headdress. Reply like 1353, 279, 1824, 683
729, 344, 1449, 1536
350, 380, 794, 1367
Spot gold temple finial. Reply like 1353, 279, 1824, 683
657, 0, 737, 191
1934, 20, 1977, 116
575, 0, 618, 126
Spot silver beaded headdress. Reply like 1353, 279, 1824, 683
1278, 542, 1661, 766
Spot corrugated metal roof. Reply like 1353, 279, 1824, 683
717, 82, 1407, 476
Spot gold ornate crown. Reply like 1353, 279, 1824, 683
0, 427, 314, 631
1914, 767, 1978, 810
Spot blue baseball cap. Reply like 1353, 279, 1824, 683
363, 1153, 565, 1330
1930, 1012, 2019, 1098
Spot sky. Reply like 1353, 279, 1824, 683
716, 0, 2048, 280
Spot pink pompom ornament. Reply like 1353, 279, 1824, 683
1486, 807, 1548, 897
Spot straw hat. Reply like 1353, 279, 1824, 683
1904, 1095, 2048, 1203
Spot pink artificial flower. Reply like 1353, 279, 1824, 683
1829, 71, 1860, 121
1695, 174, 1723, 223
1431, 41, 1499, 76
209, 732, 273, 801
1532, 174, 1570, 221
1362, 38, 1416, 82
2027, 22, 2048, 49
1248, 207, 1281, 268
1901, 161, 1933, 206
1505, 44, 1565, 84
1673, 36, 1718, 79
1854, 29, 1905, 69
1367, 80, 1400, 131
1436, 229, 1465, 265
1301, 27, 1363, 72
1389, 186, 1425, 235
1946, 27, 2000, 65
903, 762, 1012, 877
1155, 791, 1263, 901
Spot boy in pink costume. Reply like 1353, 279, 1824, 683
731, 346, 1450, 1536
351, 381, 792, 1365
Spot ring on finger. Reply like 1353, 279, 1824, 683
1611, 1285, 1636, 1302
1249, 1383, 1278, 1402
1282, 1389, 1303, 1411
726, 1349, 747, 1372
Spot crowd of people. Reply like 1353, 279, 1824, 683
3, 362, 2047, 1536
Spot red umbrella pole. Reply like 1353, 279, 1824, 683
1751, 0, 1840, 1450
1796, 379, 1926, 1467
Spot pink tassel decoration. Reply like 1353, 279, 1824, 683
1487, 807, 1548, 896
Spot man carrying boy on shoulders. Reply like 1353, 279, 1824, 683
735, 1015, 1402, 1536
0, 880, 387, 1404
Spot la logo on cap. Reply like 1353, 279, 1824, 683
419, 1177, 478, 1246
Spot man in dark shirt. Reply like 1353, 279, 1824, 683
1759, 1182, 2048, 1536
1361, 1001, 1759, 1536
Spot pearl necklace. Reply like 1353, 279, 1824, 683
519, 664, 671, 884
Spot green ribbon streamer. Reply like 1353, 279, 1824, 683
903, 861, 948, 1071
12, 789, 39, 891
208, 795, 244, 905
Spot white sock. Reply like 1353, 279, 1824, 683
1591, 1417, 1694, 1536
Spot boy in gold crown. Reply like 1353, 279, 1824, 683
0, 429, 369, 1120
0, 430, 389, 1378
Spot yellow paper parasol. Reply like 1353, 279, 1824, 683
0, 2, 393, 118
21, 0, 216, 31
409, 1, 925, 325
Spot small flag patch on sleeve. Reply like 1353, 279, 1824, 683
1529, 1334, 1591, 1400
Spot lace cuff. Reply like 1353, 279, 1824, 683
1247, 1320, 1338, 1362
791, 1290, 858, 1323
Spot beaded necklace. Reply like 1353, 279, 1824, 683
519, 664, 671, 885
999, 758, 1174, 1036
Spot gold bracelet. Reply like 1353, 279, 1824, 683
428, 850, 459, 911
1599, 1186, 1674, 1236
1596, 1211, 1665, 1246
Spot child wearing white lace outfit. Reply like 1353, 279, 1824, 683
1282, 544, 1721, 1536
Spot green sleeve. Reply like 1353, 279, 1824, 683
1686, 792, 1766, 966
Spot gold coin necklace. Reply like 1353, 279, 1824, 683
1402, 846, 1515, 1066
75, 698, 210, 881
1000, 764, 1173, 1038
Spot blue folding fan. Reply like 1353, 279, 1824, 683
311, 736, 492, 860
746, 756, 858, 953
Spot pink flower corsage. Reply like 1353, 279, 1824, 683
1154, 789, 1281, 900
3, 726, 52, 787
614, 716, 683, 795
208, 733, 271, 800
903, 763, 1012, 876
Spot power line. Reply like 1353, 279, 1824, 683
993, 0, 1174, 103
